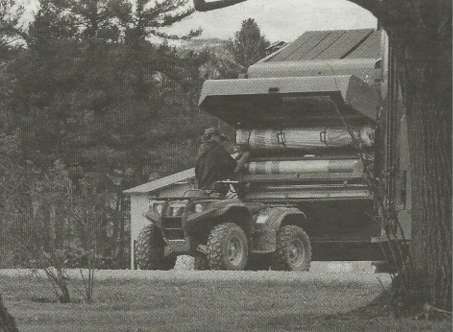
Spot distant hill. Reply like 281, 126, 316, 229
182, 38, 229, 51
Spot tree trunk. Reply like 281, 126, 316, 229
0, 295, 18, 332
388, 18, 452, 310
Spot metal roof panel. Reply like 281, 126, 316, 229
301, 30, 346, 60
345, 30, 381, 59
316, 30, 373, 59
263, 29, 379, 62
268, 31, 330, 62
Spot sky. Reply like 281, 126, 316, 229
20, 0, 377, 43
167, 0, 377, 42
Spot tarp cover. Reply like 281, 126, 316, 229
236, 127, 374, 150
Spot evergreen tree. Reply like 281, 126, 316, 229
1, 0, 215, 268
227, 17, 269, 69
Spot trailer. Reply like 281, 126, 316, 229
135, 29, 410, 270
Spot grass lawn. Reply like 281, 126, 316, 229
1, 270, 451, 332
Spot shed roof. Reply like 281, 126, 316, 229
123, 168, 195, 194
261, 29, 381, 62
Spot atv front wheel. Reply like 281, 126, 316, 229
135, 224, 176, 270
271, 225, 311, 271
206, 223, 248, 270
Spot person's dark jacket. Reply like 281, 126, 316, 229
195, 141, 236, 190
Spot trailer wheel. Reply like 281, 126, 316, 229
206, 223, 248, 270
272, 225, 311, 271
135, 224, 176, 270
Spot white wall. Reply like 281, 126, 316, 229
129, 194, 150, 269
128, 182, 194, 269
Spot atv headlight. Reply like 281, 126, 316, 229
194, 203, 206, 213
255, 209, 270, 224
255, 214, 269, 224
169, 206, 182, 216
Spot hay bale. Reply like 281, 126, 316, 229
237, 127, 374, 150
246, 159, 364, 177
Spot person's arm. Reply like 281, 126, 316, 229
234, 151, 250, 173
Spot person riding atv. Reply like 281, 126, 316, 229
136, 124, 315, 271
195, 127, 250, 195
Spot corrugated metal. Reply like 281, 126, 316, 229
263, 29, 379, 62
302, 30, 347, 60
123, 168, 195, 194
267, 31, 330, 62
286, 31, 336, 61
345, 31, 381, 59
317, 30, 373, 59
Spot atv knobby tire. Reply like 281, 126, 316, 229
206, 223, 248, 270
271, 225, 311, 271
135, 224, 176, 270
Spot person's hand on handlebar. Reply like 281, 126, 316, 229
233, 145, 250, 173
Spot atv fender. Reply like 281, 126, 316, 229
252, 207, 308, 254
185, 199, 254, 236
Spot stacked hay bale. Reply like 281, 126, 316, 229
237, 126, 374, 198
236, 127, 374, 150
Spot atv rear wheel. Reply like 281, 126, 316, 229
135, 224, 176, 270
271, 225, 311, 271
206, 223, 248, 270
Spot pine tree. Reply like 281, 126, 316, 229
227, 17, 269, 69
2, 0, 208, 268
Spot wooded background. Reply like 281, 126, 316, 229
0, 0, 268, 269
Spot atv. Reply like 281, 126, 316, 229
135, 182, 312, 271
